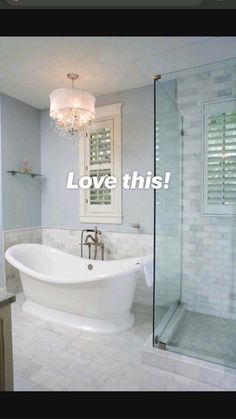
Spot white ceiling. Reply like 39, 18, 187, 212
0, 37, 236, 109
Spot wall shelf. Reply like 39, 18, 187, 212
7, 171, 42, 178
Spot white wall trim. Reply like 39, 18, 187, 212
80, 215, 122, 224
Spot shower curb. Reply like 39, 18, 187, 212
142, 335, 236, 390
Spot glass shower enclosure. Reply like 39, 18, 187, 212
153, 76, 184, 349
153, 61, 236, 369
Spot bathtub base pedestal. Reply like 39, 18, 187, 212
23, 300, 135, 334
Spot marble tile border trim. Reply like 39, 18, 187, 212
3, 227, 42, 233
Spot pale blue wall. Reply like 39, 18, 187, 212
40, 111, 80, 230
41, 82, 176, 234
0, 82, 175, 236
41, 85, 155, 234
1, 94, 41, 230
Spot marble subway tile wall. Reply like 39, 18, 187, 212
4, 228, 42, 293
155, 81, 183, 309
42, 228, 153, 305
102, 231, 153, 305
177, 65, 236, 320
155, 235, 182, 308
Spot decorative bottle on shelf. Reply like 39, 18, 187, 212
19, 159, 32, 173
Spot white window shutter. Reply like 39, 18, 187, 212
79, 103, 122, 224
88, 120, 113, 209
203, 99, 236, 215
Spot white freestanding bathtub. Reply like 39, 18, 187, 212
5, 243, 151, 334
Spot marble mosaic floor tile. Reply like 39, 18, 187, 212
169, 310, 236, 367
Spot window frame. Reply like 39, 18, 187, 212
202, 97, 236, 216
79, 103, 122, 224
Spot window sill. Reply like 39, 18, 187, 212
80, 215, 122, 224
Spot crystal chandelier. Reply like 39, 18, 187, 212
49, 73, 96, 141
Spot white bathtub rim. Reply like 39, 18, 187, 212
5, 243, 152, 285
23, 299, 135, 334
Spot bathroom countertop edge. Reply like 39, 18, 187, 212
0, 290, 16, 308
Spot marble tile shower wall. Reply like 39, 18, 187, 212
42, 228, 153, 305
177, 65, 236, 320
155, 235, 182, 307
4, 228, 42, 293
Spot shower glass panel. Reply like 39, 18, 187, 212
153, 59, 236, 369
153, 78, 183, 346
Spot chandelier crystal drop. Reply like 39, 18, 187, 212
49, 73, 96, 141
